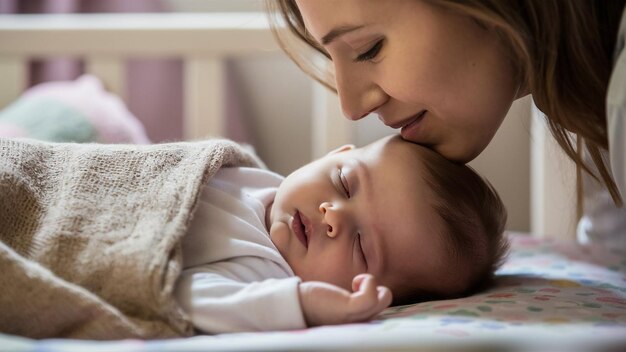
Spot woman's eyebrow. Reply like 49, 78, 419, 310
321, 25, 364, 45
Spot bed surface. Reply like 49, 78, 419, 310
2, 233, 625, 351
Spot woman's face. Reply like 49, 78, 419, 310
296, 0, 523, 162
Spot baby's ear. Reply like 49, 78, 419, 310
326, 144, 355, 156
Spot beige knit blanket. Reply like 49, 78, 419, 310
0, 137, 261, 340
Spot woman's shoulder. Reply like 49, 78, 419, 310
613, 5, 626, 64
605, 5, 626, 200
607, 6, 626, 107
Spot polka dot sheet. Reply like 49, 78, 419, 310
1, 233, 625, 351
379, 233, 626, 331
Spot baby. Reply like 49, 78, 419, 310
174, 135, 508, 333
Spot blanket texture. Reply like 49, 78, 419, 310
0, 138, 261, 339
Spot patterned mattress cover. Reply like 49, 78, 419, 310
2, 233, 625, 351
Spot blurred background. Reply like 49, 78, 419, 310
0, 0, 553, 234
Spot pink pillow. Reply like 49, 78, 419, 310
0, 75, 150, 144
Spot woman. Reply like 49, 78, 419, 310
266, 0, 626, 246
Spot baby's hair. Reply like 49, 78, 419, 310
412, 147, 509, 303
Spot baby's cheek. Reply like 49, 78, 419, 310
303, 257, 354, 291
269, 222, 291, 259
325, 272, 353, 292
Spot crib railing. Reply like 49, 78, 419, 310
0, 13, 349, 150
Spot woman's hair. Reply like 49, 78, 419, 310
266, 0, 626, 208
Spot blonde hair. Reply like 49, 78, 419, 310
266, 0, 625, 209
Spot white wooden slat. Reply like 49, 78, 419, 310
0, 13, 277, 57
530, 103, 577, 239
0, 57, 27, 109
310, 81, 352, 159
183, 57, 226, 140
86, 58, 126, 101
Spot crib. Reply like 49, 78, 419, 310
1, 12, 624, 352
0, 12, 355, 157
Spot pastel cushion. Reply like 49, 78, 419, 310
0, 75, 149, 144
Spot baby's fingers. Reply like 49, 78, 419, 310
347, 275, 392, 321
377, 286, 393, 310
352, 273, 370, 292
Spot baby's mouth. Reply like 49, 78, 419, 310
292, 210, 309, 249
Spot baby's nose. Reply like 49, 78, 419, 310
326, 224, 336, 238
319, 202, 339, 238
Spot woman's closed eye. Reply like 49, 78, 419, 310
355, 39, 384, 62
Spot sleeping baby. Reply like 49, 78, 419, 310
175, 134, 509, 333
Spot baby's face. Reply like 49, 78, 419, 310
267, 135, 451, 299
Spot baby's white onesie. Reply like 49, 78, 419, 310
174, 167, 306, 333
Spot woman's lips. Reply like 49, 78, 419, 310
388, 110, 426, 129
291, 210, 308, 249
400, 110, 426, 142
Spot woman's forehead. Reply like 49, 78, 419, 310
296, 0, 394, 39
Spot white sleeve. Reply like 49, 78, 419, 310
174, 260, 306, 334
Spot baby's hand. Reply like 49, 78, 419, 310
298, 274, 392, 327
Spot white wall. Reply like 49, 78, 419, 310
230, 55, 313, 176
469, 97, 531, 232
530, 104, 577, 239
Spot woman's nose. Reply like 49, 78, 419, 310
334, 62, 387, 121
319, 201, 343, 238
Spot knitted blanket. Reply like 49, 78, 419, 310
0, 138, 261, 339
